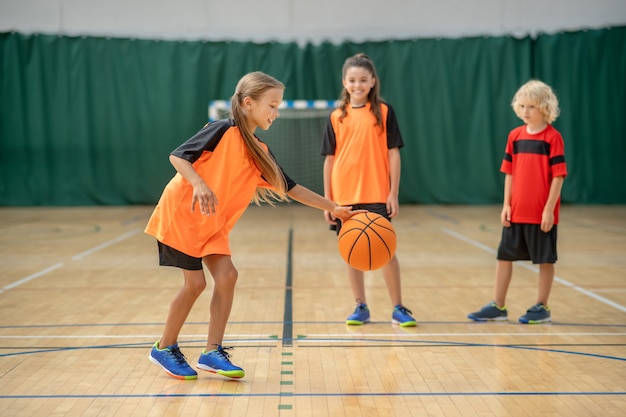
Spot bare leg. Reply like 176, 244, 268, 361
493, 260, 513, 308
537, 263, 555, 306
204, 254, 238, 350
348, 265, 366, 304
382, 255, 402, 306
160, 269, 207, 348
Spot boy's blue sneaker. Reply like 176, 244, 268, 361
149, 341, 197, 380
197, 345, 245, 379
346, 303, 370, 325
519, 303, 551, 324
467, 301, 508, 321
392, 305, 417, 327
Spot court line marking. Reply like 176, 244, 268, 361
0, 229, 141, 295
72, 228, 141, 260
0, 332, 623, 339
1, 391, 624, 399
441, 227, 626, 313
279, 228, 295, 410
0, 263, 64, 294
2, 337, 624, 362
1, 320, 623, 328
294, 338, 626, 361
0, 334, 276, 339
282, 228, 294, 347
299, 332, 625, 337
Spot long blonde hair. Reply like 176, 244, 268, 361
231, 72, 289, 205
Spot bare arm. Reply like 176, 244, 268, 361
322, 155, 336, 224
541, 176, 565, 232
169, 154, 218, 215
287, 184, 365, 221
387, 147, 401, 218
501, 174, 512, 227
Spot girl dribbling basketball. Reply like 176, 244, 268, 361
145, 71, 364, 381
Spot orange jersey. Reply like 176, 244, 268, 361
321, 103, 404, 205
145, 119, 295, 257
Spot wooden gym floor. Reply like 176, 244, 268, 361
0, 204, 624, 417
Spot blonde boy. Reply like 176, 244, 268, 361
468, 80, 567, 324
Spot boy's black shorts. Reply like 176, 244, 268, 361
158, 241, 203, 270
496, 223, 558, 264
330, 203, 389, 235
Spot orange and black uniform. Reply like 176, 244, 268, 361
501, 124, 567, 224
145, 119, 296, 258
320, 103, 404, 206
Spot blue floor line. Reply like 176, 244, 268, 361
1, 391, 624, 400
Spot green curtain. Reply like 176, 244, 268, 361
1, 27, 625, 205
534, 27, 626, 204
378, 36, 531, 204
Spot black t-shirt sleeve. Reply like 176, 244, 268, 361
170, 119, 234, 163
320, 113, 336, 156
385, 104, 404, 149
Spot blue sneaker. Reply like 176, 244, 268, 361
197, 345, 245, 379
519, 303, 551, 324
467, 301, 508, 321
149, 341, 197, 380
392, 305, 417, 327
346, 303, 370, 325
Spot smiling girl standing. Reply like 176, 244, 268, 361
321, 53, 417, 327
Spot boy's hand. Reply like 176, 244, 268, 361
541, 210, 555, 232
500, 205, 511, 227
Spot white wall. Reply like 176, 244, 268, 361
1, 0, 625, 43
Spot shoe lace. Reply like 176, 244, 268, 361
214, 344, 235, 361
396, 305, 413, 315
354, 303, 367, 312
168, 346, 188, 365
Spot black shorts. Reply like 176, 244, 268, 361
158, 241, 203, 270
331, 203, 389, 235
496, 223, 558, 264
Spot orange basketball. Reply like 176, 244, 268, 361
337, 212, 397, 271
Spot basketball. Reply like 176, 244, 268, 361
337, 212, 397, 271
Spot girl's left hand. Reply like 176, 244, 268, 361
332, 206, 367, 221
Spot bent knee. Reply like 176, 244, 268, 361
188, 279, 207, 294
214, 268, 238, 289
183, 271, 208, 294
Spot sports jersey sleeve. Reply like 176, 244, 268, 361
500, 130, 515, 174
171, 119, 234, 163
385, 104, 404, 149
320, 113, 337, 156
549, 130, 568, 178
